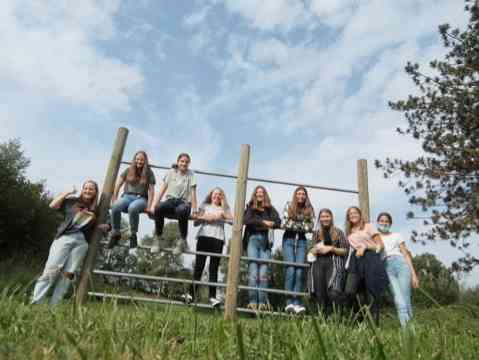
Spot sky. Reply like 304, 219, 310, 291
2, 0, 478, 286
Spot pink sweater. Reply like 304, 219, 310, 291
348, 223, 379, 250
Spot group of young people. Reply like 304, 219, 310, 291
32, 150, 419, 327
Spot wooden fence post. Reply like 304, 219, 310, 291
224, 144, 250, 320
76, 127, 129, 305
357, 159, 370, 222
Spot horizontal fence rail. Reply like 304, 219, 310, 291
120, 161, 358, 194
160, 247, 311, 268
105, 245, 311, 268
93, 270, 309, 297
88, 292, 291, 316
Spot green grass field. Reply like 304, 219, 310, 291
1, 259, 479, 359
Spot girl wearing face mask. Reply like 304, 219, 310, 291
307, 209, 349, 316
108, 151, 156, 256
149, 153, 198, 255
243, 185, 281, 312
344, 206, 388, 325
377, 212, 419, 327
183, 187, 233, 307
282, 186, 315, 314
32, 180, 110, 306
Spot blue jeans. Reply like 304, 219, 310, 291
247, 233, 271, 305
32, 232, 88, 306
283, 236, 307, 306
111, 194, 147, 234
386, 255, 413, 327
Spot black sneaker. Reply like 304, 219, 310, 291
107, 232, 121, 249
129, 233, 138, 249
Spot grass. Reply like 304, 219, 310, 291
1, 259, 479, 359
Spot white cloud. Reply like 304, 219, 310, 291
222, 0, 308, 31
0, 0, 144, 112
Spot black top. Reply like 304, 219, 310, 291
243, 205, 281, 234
242, 205, 281, 250
55, 197, 96, 241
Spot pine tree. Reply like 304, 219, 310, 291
376, 1, 479, 271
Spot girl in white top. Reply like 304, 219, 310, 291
377, 212, 419, 327
184, 187, 233, 307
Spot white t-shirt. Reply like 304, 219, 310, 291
196, 204, 227, 241
381, 232, 405, 258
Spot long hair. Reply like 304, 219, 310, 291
201, 187, 231, 212
171, 153, 191, 170
248, 185, 272, 210
288, 186, 314, 220
345, 206, 365, 236
126, 151, 150, 185
78, 179, 99, 212
314, 208, 339, 243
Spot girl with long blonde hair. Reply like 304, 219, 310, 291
32, 180, 110, 306
183, 187, 233, 306
344, 206, 388, 325
243, 185, 281, 311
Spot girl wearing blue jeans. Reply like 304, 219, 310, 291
243, 186, 281, 312
282, 186, 314, 314
377, 212, 419, 327
32, 180, 110, 306
108, 151, 156, 255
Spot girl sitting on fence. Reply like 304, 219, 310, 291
183, 187, 233, 307
281, 186, 315, 314
31, 180, 110, 306
377, 212, 419, 327
344, 206, 388, 325
149, 153, 198, 255
108, 151, 156, 256
307, 208, 349, 316
243, 185, 281, 312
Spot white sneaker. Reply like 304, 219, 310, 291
285, 304, 296, 313
128, 248, 138, 257
150, 236, 161, 254
294, 305, 306, 315
181, 293, 193, 304
209, 297, 222, 308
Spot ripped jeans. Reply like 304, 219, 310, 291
32, 232, 88, 306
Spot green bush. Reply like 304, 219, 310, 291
0, 139, 59, 260
412, 253, 460, 306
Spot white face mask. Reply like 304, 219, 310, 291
377, 223, 391, 233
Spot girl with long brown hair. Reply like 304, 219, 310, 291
243, 185, 281, 311
108, 151, 156, 256
344, 206, 388, 325
282, 186, 314, 314
183, 187, 233, 307
307, 208, 348, 316
32, 180, 110, 306
149, 153, 198, 255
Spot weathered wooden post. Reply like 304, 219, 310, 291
357, 159, 370, 222
224, 144, 250, 320
76, 127, 129, 305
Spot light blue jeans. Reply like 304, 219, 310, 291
386, 255, 413, 327
32, 232, 88, 306
111, 194, 147, 234
247, 233, 271, 305
283, 236, 307, 306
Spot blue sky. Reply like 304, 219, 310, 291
2, 0, 478, 286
